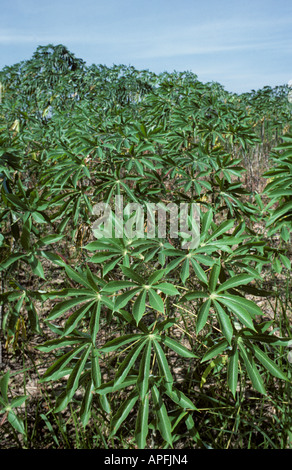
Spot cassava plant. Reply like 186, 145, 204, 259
0, 45, 291, 449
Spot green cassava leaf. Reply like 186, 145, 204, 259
137, 339, 152, 398
162, 336, 197, 358
238, 341, 266, 395
133, 289, 147, 324
135, 394, 150, 449
213, 300, 233, 345
217, 296, 256, 331
154, 283, 180, 296
109, 392, 139, 438
151, 384, 173, 446
208, 262, 221, 292
227, 347, 239, 397
253, 345, 289, 381
148, 288, 164, 313
165, 387, 198, 410
216, 274, 255, 293
196, 299, 211, 334
153, 339, 174, 392
201, 339, 229, 363
114, 339, 147, 386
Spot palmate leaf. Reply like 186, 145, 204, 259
108, 277, 179, 322
218, 293, 263, 318
109, 391, 139, 438
133, 289, 147, 324
161, 336, 197, 358
80, 380, 94, 427
201, 339, 229, 363
36, 335, 88, 352
103, 256, 124, 276
153, 340, 174, 392
253, 344, 289, 381
114, 339, 147, 387
102, 280, 138, 293
120, 266, 145, 284
216, 296, 256, 331
0, 253, 26, 271
40, 343, 89, 382
120, 267, 180, 296
7, 412, 26, 435
238, 341, 266, 395
147, 269, 166, 285
54, 345, 92, 412
227, 347, 239, 397
151, 384, 173, 447
165, 387, 198, 411
196, 298, 211, 334
266, 200, 292, 226
163, 249, 211, 285
213, 300, 233, 345
62, 300, 96, 337
205, 219, 235, 242
208, 262, 221, 292
113, 287, 141, 311
148, 288, 164, 313
135, 394, 150, 449
95, 376, 138, 395
100, 333, 143, 353
137, 339, 152, 398
0, 372, 9, 403
64, 265, 98, 290
91, 348, 102, 389
179, 291, 209, 303
27, 254, 46, 279
47, 295, 95, 321
181, 258, 189, 284
216, 274, 255, 293
89, 301, 101, 340
153, 283, 180, 296
191, 255, 213, 285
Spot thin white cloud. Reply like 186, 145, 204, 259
128, 40, 292, 60
0, 35, 38, 44
0, 32, 289, 58
1, 15, 291, 47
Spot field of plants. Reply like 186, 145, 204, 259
0, 44, 291, 449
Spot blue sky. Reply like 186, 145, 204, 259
0, 0, 291, 94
